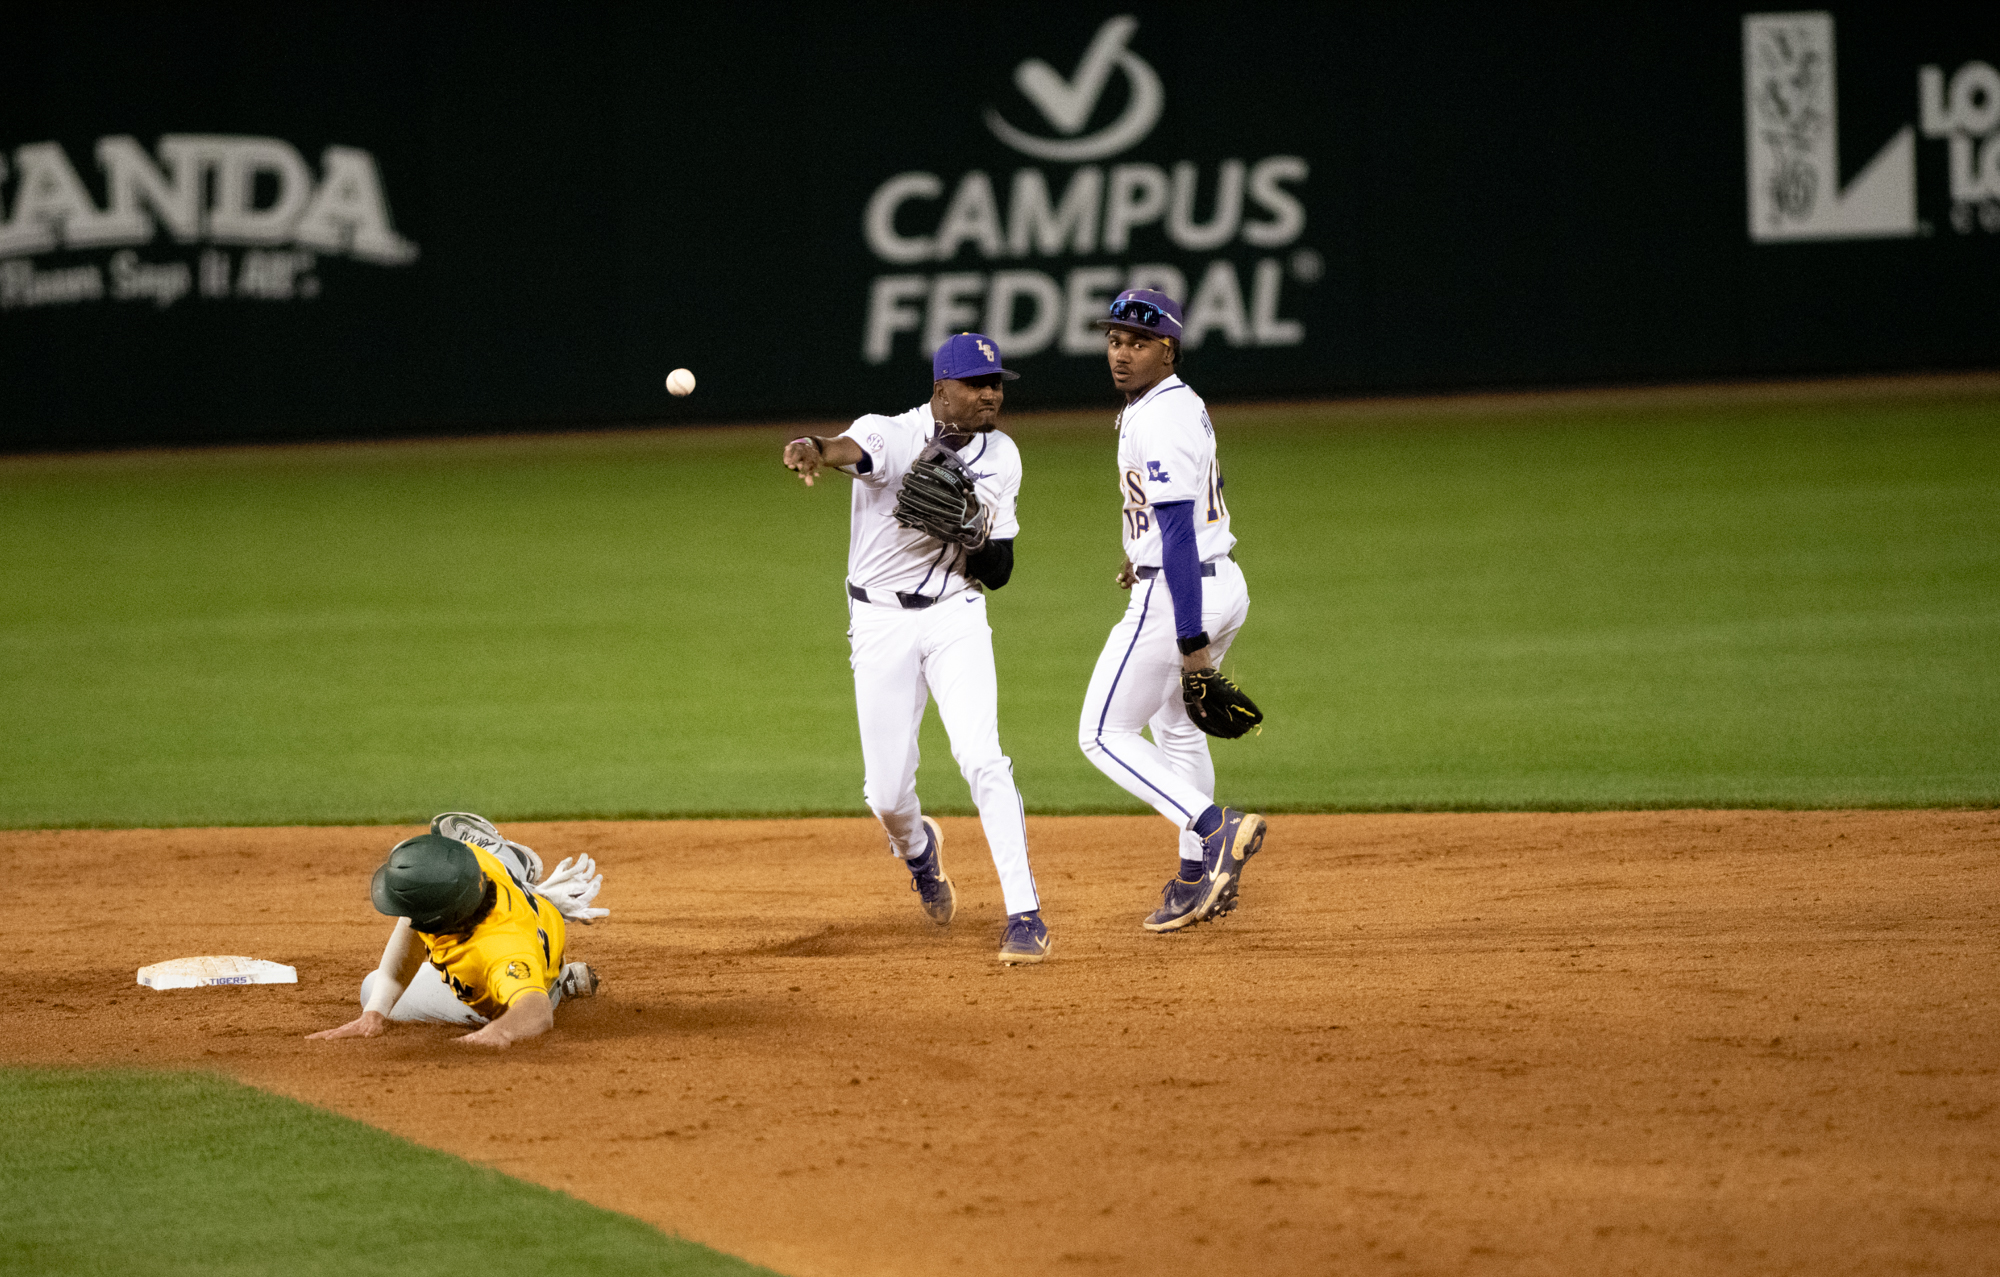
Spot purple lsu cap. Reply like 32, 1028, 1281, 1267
1094, 287, 1184, 340
933, 331, 1019, 382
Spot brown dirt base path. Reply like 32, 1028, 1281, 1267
6, 812, 1998, 1276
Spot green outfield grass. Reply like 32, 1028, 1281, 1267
0, 1068, 772, 1276
2, 387, 1996, 827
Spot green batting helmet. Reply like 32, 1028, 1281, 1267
370, 834, 486, 933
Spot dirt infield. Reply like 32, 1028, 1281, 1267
7, 812, 1998, 1276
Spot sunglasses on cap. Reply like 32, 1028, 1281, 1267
1106, 297, 1169, 328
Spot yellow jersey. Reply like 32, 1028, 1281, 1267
417, 845, 566, 1019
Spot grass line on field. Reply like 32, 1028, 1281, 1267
10, 798, 2000, 832
3, 392, 1996, 825
0, 1068, 777, 1277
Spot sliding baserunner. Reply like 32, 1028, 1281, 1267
308, 812, 605, 1049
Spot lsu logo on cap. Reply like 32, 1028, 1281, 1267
932, 330, 1020, 382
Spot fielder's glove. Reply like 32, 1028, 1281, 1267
531, 854, 608, 925
1181, 667, 1265, 739
892, 441, 987, 548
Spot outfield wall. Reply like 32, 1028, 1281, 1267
2, 5, 1996, 448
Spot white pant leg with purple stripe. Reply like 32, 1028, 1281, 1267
850, 591, 1040, 916
1079, 559, 1250, 832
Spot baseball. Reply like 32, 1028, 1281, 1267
665, 368, 697, 397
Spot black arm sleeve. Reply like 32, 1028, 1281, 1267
964, 538, 1015, 590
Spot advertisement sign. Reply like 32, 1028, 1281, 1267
855, 16, 1313, 375
1, 7, 1993, 449
0, 135, 417, 310
1745, 10, 2000, 241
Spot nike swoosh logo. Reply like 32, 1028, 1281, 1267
1015, 15, 1138, 136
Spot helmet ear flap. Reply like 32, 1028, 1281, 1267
369, 859, 397, 915
371, 834, 487, 932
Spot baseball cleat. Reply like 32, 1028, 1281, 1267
1143, 872, 1210, 932
556, 962, 599, 999
906, 816, 957, 925
996, 911, 1051, 964
1208, 811, 1268, 918
1145, 808, 1267, 932
1194, 807, 1265, 921
432, 811, 545, 885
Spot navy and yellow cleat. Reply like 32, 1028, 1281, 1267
907, 816, 957, 925
1143, 872, 1210, 932
997, 911, 1051, 964
1145, 808, 1267, 931
1207, 810, 1268, 919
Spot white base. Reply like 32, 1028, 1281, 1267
137, 955, 298, 990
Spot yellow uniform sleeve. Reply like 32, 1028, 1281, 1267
482, 949, 552, 1010
420, 847, 567, 1019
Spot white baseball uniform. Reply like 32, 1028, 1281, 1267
1078, 373, 1250, 862
836, 404, 1040, 916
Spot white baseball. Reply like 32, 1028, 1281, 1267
665, 368, 697, 397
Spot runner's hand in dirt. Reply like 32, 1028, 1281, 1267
307, 1010, 390, 1040
454, 990, 554, 1049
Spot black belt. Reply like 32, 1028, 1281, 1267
847, 582, 939, 609
1134, 561, 1218, 580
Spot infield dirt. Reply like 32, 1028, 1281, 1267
8, 811, 1997, 1276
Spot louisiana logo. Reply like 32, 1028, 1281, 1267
1743, 11, 2000, 241
1742, 12, 1915, 240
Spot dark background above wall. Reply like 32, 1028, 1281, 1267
2, 4, 1995, 448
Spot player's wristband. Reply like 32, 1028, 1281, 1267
1177, 632, 1211, 656
363, 980, 401, 1017
792, 436, 824, 455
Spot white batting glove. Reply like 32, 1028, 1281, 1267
530, 854, 608, 924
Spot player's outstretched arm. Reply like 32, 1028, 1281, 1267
784, 435, 865, 487
307, 918, 426, 1041
457, 989, 554, 1050
308, 1010, 392, 1040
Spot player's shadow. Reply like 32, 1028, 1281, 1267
566, 996, 781, 1038
751, 919, 920, 958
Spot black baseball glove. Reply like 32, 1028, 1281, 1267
893, 441, 987, 548
1181, 667, 1265, 739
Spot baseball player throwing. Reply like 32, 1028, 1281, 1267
308, 813, 606, 1048
782, 332, 1049, 964
1078, 289, 1268, 932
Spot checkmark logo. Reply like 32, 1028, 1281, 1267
985, 15, 1164, 162
1017, 16, 1138, 136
